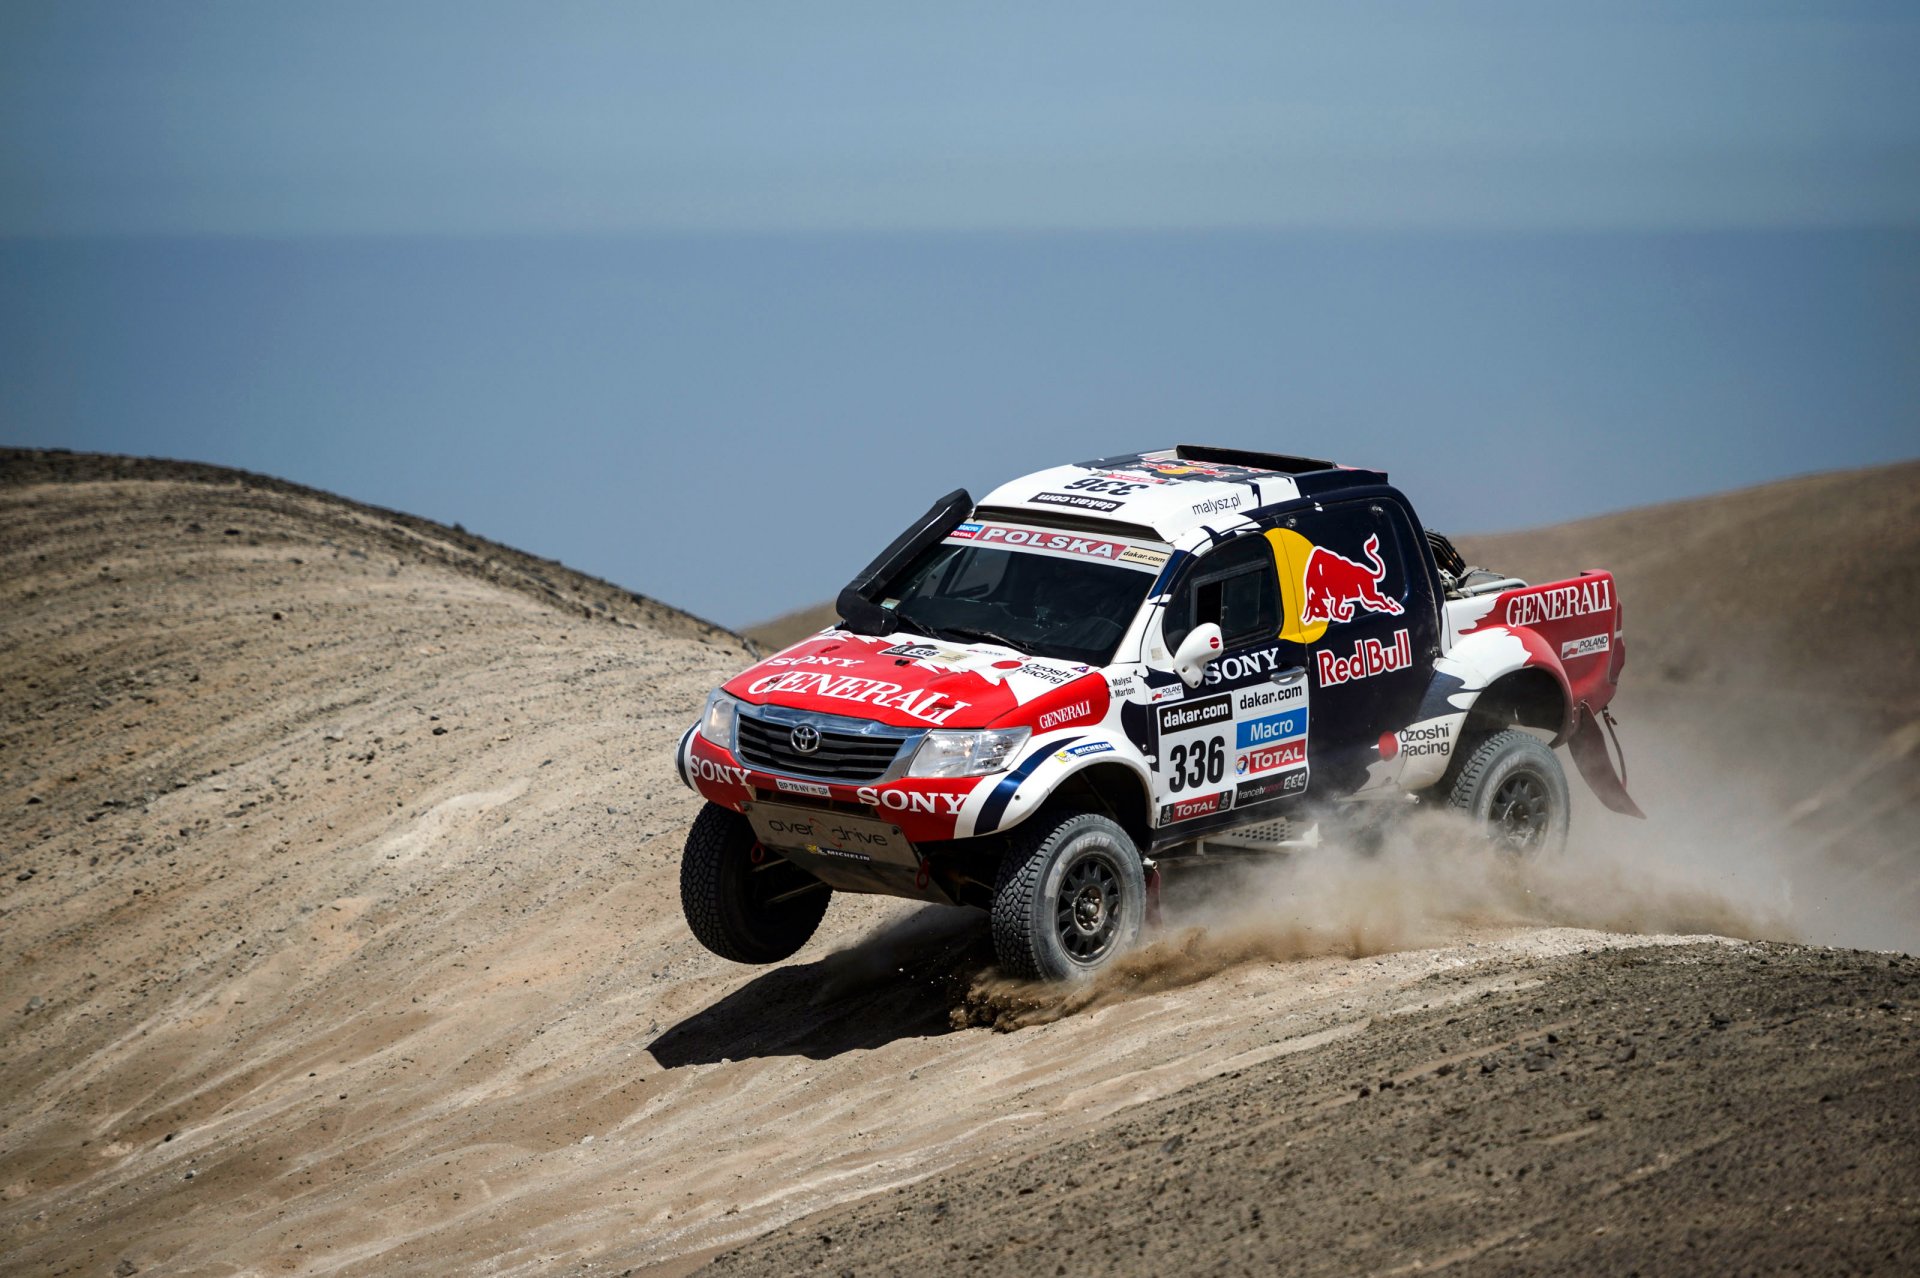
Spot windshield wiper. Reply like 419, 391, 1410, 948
937, 623, 1027, 653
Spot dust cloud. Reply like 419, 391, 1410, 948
957, 805, 1791, 1030
957, 673, 1920, 1032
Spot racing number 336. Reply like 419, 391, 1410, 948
1165, 738, 1226, 792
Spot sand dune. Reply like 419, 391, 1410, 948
2, 450, 1913, 1276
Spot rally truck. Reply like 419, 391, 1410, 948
676, 445, 1642, 980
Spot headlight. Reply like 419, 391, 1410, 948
698, 691, 740, 750
908, 727, 1030, 778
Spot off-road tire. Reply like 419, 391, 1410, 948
1446, 729, 1570, 854
990, 811, 1146, 981
680, 802, 830, 964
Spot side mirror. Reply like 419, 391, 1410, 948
1172, 622, 1224, 688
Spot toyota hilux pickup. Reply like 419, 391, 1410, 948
677, 445, 1642, 980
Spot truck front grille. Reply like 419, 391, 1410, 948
736, 713, 913, 783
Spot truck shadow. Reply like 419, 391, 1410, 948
647, 906, 993, 1067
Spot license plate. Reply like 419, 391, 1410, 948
742, 802, 916, 867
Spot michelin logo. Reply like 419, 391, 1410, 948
1056, 741, 1117, 762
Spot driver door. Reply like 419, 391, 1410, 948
1150, 533, 1306, 830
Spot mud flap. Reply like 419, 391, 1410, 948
1567, 705, 1645, 818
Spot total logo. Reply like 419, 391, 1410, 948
1159, 791, 1229, 824
1237, 741, 1306, 776
1316, 628, 1413, 687
855, 787, 967, 816
689, 757, 750, 788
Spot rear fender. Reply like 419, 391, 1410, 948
1447, 626, 1575, 737
1380, 629, 1573, 792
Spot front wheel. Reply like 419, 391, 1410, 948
1446, 729, 1570, 854
990, 811, 1146, 981
680, 803, 830, 963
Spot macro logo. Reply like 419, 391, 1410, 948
1235, 709, 1305, 749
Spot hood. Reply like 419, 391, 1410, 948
723, 630, 1107, 731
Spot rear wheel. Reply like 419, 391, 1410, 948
680, 802, 830, 963
1446, 729, 1570, 854
990, 811, 1146, 981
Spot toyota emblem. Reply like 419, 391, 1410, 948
789, 724, 821, 754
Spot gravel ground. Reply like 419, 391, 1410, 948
704, 942, 1919, 1278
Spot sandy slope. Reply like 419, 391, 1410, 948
708, 942, 1919, 1277
0, 461, 753, 1274
3, 453, 1915, 1277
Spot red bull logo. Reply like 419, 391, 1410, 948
1316, 628, 1413, 687
1300, 534, 1403, 624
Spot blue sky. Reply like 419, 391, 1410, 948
2, 3, 1916, 625
7, 1, 1919, 235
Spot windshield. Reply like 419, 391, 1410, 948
883, 541, 1157, 666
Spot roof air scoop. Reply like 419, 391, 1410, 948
835, 488, 972, 636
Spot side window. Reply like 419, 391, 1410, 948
1163, 534, 1281, 653
1319, 501, 1410, 611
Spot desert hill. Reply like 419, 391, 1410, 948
2, 451, 1914, 1276
1457, 459, 1920, 721
747, 599, 839, 654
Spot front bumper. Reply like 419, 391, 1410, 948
680, 728, 982, 846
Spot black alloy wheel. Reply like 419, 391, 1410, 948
1446, 729, 1571, 855
991, 810, 1147, 981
